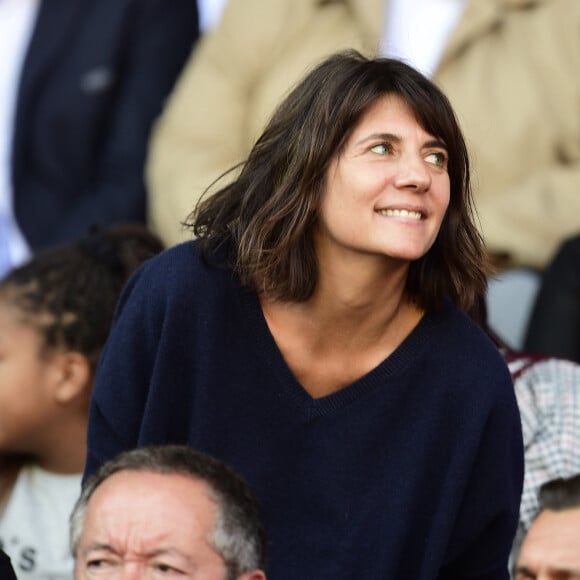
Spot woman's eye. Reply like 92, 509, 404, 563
370, 143, 391, 155
425, 151, 447, 168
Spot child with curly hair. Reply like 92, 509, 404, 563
0, 224, 163, 579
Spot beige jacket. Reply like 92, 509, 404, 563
147, 0, 580, 268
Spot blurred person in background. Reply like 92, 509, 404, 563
515, 475, 580, 580
0, 0, 198, 280
523, 233, 580, 364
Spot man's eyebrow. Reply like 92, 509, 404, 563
82, 542, 116, 555
83, 544, 195, 564
147, 547, 194, 560
513, 564, 534, 577
515, 564, 580, 577
548, 568, 580, 577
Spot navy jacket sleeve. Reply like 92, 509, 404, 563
13, 0, 199, 249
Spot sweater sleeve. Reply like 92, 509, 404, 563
83, 259, 166, 482
440, 368, 524, 579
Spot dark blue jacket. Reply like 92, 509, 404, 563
12, 0, 199, 250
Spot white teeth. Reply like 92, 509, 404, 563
377, 209, 422, 219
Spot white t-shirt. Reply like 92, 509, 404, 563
0, 465, 81, 580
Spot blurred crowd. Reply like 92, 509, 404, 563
1, 1, 580, 578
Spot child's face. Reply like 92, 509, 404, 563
0, 295, 63, 456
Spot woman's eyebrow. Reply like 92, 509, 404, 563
355, 132, 401, 147
423, 138, 448, 150
355, 133, 447, 151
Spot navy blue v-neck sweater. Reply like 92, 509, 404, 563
85, 241, 523, 579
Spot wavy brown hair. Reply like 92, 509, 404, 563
190, 50, 490, 312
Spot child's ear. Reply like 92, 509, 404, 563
53, 351, 91, 405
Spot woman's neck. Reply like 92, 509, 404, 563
262, 250, 422, 359
261, 285, 423, 398
259, 242, 425, 397
313, 244, 413, 329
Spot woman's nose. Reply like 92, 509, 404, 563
393, 154, 431, 191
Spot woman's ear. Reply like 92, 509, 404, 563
52, 351, 91, 405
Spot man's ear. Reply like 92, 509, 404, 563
238, 571, 266, 580
52, 351, 91, 405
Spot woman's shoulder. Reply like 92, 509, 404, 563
425, 301, 512, 383
116, 240, 242, 320
142, 239, 204, 270
430, 301, 502, 350
132, 240, 230, 288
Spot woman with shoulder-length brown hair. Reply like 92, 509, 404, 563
193, 50, 488, 313
85, 51, 523, 579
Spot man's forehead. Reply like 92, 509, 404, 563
517, 507, 580, 574
86, 470, 218, 528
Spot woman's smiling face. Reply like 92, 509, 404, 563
315, 94, 450, 267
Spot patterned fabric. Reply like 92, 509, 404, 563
508, 352, 580, 530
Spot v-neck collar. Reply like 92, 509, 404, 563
241, 288, 438, 421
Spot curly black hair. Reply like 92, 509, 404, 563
0, 223, 164, 371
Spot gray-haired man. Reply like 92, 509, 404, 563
70, 445, 266, 580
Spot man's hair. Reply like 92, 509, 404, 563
70, 445, 266, 578
539, 474, 580, 511
190, 49, 489, 313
